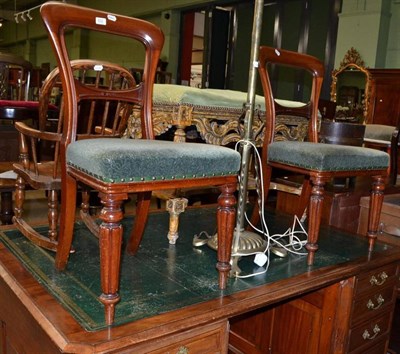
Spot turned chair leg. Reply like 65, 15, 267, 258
367, 176, 386, 251
305, 177, 328, 266
216, 183, 236, 290
47, 190, 58, 241
13, 175, 25, 220
98, 193, 125, 325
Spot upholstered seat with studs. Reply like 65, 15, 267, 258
67, 139, 240, 183
268, 141, 389, 172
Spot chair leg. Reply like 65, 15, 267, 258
296, 177, 311, 220
13, 175, 25, 220
305, 176, 328, 266
367, 175, 386, 251
216, 183, 236, 290
126, 191, 152, 255
47, 189, 58, 241
80, 187, 100, 237
13, 176, 59, 252
98, 192, 125, 326
55, 174, 77, 270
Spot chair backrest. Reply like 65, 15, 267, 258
258, 46, 325, 147
17, 60, 138, 179
0, 52, 32, 101
40, 2, 164, 147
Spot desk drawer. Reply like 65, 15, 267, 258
121, 321, 229, 354
352, 285, 396, 322
348, 311, 391, 353
354, 263, 398, 297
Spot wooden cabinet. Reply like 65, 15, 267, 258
230, 283, 344, 354
347, 263, 399, 353
366, 69, 400, 126
229, 263, 399, 354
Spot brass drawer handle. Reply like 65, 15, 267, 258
369, 272, 388, 286
176, 346, 189, 354
362, 324, 381, 340
366, 294, 385, 310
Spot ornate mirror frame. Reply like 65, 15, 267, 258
330, 47, 370, 121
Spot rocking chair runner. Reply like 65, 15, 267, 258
252, 46, 389, 265
12, 59, 137, 251
41, 2, 240, 325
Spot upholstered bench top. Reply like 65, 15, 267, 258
268, 141, 389, 171
364, 124, 396, 144
153, 84, 306, 111
67, 138, 241, 183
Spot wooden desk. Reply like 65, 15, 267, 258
0, 211, 399, 354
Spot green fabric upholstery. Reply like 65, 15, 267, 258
67, 138, 241, 183
153, 84, 306, 111
268, 141, 389, 171
364, 124, 396, 144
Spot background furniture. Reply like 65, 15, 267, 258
366, 69, 400, 126
12, 60, 135, 252
0, 52, 37, 225
359, 193, 400, 246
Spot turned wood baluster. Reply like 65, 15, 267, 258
216, 183, 236, 290
47, 190, 58, 241
13, 135, 29, 220
306, 177, 328, 266
98, 192, 125, 325
13, 175, 25, 220
367, 176, 386, 251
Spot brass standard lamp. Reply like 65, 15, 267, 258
208, 0, 268, 275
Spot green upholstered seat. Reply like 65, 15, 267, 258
67, 138, 241, 183
268, 141, 389, 171
153, 84, 306, 111
364, 124, 396, 144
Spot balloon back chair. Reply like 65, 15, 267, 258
41, 2, 240, 325
12, 59, 136, 252
253, 46, 389, 266
364, 124, 400, 185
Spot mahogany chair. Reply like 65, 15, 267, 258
364, 124, 400, 185
12, 59, 136, 252
252, 46, 389, 265
41, 2, 240, 325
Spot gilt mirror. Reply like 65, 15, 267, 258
330, 48, 370, 123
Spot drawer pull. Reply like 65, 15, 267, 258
362, 324, 381, 340
366, 294, 385, 310
369, 272, 388, 286
176, 346, 189, 354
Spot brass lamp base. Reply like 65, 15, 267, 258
207, 229, 268, 255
